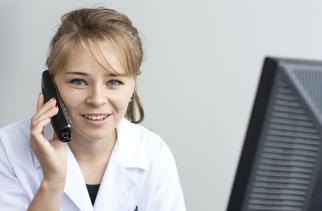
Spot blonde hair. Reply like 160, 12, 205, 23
46, 7, 144, 123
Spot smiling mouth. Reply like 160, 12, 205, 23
81, 114, 111, 121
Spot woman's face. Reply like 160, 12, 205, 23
54, 41, 135, 142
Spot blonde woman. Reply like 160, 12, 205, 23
0, 7, 186, 211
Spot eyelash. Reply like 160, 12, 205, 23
69, 79, 123, 88
70, 79, 87, 86
107, 79, 123, 87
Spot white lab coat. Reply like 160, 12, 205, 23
0, 118, 186, 211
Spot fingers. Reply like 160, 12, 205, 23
30, 117, 51, 138
32, 105, 59, 129
37, 93, 44, 111
35, 94, 58, 120
31, 93, 59, 139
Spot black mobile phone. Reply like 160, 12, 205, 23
41, 70, 72, 142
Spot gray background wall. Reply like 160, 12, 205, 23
1, 0, 322, 210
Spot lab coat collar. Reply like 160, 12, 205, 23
64, 146, 94, 210
116, 118, 149, 170
32, 118, 149, 211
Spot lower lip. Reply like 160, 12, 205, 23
82, 115, 110, 127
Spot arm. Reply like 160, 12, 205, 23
27, 180, 65, 211
27, 94, 67, 211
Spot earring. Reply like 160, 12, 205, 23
129, 98, 132, 103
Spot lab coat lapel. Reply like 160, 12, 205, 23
93, 145, 137, 211
93, 119, 148, 211
64, 146, 93, 211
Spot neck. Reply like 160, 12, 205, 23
68, 130, 117, 163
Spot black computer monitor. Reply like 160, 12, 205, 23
227, 57, 322, 211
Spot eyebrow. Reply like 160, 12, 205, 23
65, 71, 120, 77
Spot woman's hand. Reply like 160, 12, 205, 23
29, 93, 67, 186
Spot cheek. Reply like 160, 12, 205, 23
110, 89, 133, 110
59, 89, 84, 111
110, 95, 130, 110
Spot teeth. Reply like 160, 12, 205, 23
83, 114, 108, 121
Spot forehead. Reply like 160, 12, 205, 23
64, 39, 127, 76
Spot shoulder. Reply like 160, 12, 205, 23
118, 118, 170, 154
117, 118, 175, 171
0, 119, 31, 146
0, 119, 33, 167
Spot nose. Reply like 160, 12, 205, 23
85, 85, 108, 107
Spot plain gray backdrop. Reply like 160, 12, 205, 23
1, 0, 322, 210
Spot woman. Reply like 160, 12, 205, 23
0, 7, 186, 211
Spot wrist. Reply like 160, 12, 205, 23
41, 178, 66, 192
27, 178, 65, 211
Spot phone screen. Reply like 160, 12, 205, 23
41, 70, 72, 142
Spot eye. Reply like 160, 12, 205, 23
107, 79, 123, 88
70, 79, 87, 87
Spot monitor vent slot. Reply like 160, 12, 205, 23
246, 78, 320, 211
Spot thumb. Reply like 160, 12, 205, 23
51, 132, 66, 147
52, 132, 59, 141
50, 134, 67, 156
51, 132, 65, 146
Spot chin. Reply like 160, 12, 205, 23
71, 124, 115, 142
